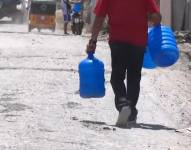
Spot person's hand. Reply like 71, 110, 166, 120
86, 39, 97, 54
150, 12, 162, 26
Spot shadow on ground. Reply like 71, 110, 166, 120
129, 123, 176, 131
80, 120, 176, 131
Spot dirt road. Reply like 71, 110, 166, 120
0, 24, 191, 150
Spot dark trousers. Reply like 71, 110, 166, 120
109, 42, 145, 112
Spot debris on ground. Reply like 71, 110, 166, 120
175, 31, 191, 44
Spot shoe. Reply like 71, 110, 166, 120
128, 107, 138, 124
116, 106, 131, 128
64, 32, 69, 35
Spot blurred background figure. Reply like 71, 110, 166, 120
60, 0, 71, 34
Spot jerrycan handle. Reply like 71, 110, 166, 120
155, 23, 161, 27
87, 51, 94, 60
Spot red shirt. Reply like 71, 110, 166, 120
94, 0, 159, 46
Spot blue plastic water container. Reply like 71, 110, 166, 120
143, 47, 157, 69
148, 25, 179, 67
79, 52, 105, 98
143, 27, 157, 69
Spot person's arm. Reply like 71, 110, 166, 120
86, 16, 105, 53
86, 0, 109, 53
146, 0, 162, 26
150, 12, 161, 26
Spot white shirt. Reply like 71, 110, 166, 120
61, 0, 68, 15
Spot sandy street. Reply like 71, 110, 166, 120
0, 24, 191, 150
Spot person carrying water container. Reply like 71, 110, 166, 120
86, 0, 162, 127
61, 0, 71, 34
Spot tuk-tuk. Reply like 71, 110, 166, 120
28, 0, 56, 32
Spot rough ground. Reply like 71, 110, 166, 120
0, 24, 191, 150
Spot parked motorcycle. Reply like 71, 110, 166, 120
71, 12, 83, 35
71, 2, 83, 35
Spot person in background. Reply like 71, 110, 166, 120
86, 0, 162, 127
61, 0, 71, 34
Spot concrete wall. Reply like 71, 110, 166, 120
83, 0, 191, 32
185, 0, 191, 31
160, 0, 191, 31
172, 0, 187, 30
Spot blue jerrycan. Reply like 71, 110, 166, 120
148, 24, 179, 67
143, 47, 157, 69
143, 28, 157, 69
79, 52, 105, 98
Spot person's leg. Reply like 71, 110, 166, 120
109, 42, 133, 127
63, 14, 69, 34
109, 42, 129, 112
64, 22, 68, 34
126, 44, 145, 122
